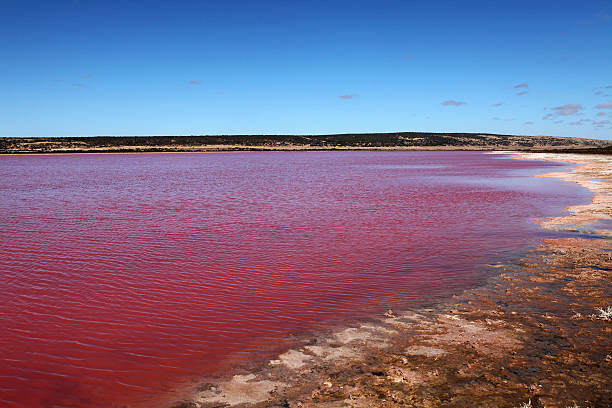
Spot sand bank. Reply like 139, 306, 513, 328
175, 152, 611, 408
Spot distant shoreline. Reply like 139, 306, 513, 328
1, 133, 610, 155
2, 146, 611, 156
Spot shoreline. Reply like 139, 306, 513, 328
0, 146, 610, 156
1, 133, 609, 156
172, 152, 611, 408
0, 147, 560, 157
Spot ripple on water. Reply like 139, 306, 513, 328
0, 151, 590, 408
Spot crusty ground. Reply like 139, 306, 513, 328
172, 153, 611, 408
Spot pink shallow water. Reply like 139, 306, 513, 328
0, 151, 589, 407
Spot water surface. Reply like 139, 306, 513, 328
0, 151, 590, 407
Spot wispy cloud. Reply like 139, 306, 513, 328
189, 80, 201, 85
339, 94, 358, 99
490, 103, 503, 107
542, 113, 554, 120
71, 83, 91, 88
569, 119, 592, 126
593, 85, 612, 95
594, 120, 611, 127
552, 104, 583, 116
596, 11, 611, 21
516, 91, 528, 96
81, 74, 92, 79
595, 101, 612, 109
524, 121, 534, 125
441, 100, 466, 106
514, 82, 528, 89
553, 120, 564, 124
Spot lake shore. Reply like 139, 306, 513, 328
1, 134, 609, 155
175, 152, 611, 408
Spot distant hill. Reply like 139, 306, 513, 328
1, 133, 610, 154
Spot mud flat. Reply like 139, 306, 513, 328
174, 152, 611, 408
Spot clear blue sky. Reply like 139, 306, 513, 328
1, 0, 611, 139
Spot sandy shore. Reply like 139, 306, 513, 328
174, 152, 611, 408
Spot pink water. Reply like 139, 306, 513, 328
0, 151, 589, 407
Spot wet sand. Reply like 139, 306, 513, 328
174, 152, 611, 408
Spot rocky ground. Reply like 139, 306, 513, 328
173, 153, 611, 408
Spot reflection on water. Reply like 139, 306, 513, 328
0, 151, 590, 407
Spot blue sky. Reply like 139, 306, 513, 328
1, 0, 611, 139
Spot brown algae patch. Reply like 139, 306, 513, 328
174, 153, 611, 408
197, 374, 286, 407
424, 315, 521, 356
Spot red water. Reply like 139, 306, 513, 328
0, 151, 589, 407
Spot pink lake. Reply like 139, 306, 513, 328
0, 151, 590, 407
